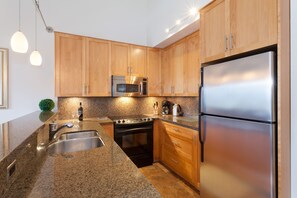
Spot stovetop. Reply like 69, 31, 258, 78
109, 115, 153, 124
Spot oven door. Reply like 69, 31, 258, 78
114, 123, 153, 167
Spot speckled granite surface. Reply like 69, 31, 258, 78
2, 121, 161, 198
146, 114, 199, 131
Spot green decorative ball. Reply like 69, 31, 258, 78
39, 99, 55, 111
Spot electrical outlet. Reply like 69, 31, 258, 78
6, 160, 16, 181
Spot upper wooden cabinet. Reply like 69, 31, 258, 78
147, 48, 162, 96
111, 43, 147, 77
85, 38, 111, 96
130, 45, 147, 76
55, 33, 111, 97
55, 33, 85, 96
111, 42, 130, 76
161, 31, 200, 96
200, 0, 277, 63
186, 32, 200, 96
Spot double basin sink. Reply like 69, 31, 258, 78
48, 130, 105, 155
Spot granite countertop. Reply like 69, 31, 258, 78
145, 114, 199, 130
3, 121, 161, 198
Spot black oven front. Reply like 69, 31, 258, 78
114, 121, 153, 167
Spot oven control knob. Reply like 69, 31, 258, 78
143, 118, 146, 121
117, 120, 121, 123
122, 120, 125, 123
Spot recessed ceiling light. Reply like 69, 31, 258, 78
176, 20, 181, 25
165, 28, 169, 33
190, 7, 198, 16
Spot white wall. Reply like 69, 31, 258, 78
42, 0, 148, 46
0, 0, 55, 124
147, 0, 211, 47
291, 0, 297, 196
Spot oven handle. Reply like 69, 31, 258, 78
115, 126, 153, 134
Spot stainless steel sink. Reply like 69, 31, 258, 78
59, 130, 99, 140
48, 130, 104, 155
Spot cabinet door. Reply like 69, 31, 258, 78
186, 32, 200, 96
130, 45, 147, 77
147, 48, 161, 96
229, 0, 277, 55
172, 40, 187, 96
111, 42, 129, 76
86, 38, 111, 96
101, 123, 114, 139
55, 33, 85, 96
161, 48, 173, 96
200, 0, 228, 63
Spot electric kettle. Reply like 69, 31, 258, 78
173, 104, 183, 116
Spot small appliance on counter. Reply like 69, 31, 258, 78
162, 100, 170, 115
173, 104, 183, 116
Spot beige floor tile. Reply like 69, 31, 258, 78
140, 163, 200, 198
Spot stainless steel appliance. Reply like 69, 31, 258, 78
199, 51, 276, 198
162, 100, 170, 115
111, 115, 154, 167
112, 75, 148, 97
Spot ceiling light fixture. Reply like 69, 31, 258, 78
30, 5, 42, 66
32, 0, 53, 33
165, 7, 200, 35
10, 0, 29, 53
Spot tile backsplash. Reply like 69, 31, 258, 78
58, 97, 198, 119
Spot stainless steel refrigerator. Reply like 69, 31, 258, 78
199, 51, 276, 198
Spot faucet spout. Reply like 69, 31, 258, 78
49, 122, 74, 141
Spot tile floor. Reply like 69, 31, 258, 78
140, 163, 200, 198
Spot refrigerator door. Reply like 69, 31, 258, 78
200, 115, 275, 198
201, 51, 276, 122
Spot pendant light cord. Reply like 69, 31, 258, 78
35, 6, 37, 50
18, 0, 20, 31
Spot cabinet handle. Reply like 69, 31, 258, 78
127, 67, 130, 75
229, 34, 233, 50
171, 158, 179, 164
130, 66, 132, 74
224, 35, 228, 51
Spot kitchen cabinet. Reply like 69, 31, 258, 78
101, 123, 114, 139
186, 32, 200, 96
153, 120, 161, 161
111, 43, 147, 77
160, 122, 200, 189
147, 48, 162, 96
55, 33, 85, 96
161, 47, 173, 96
55, 32, 111, 97
111, 42, 130, 76
200, 0, 277, 63
85, 38, 111, 96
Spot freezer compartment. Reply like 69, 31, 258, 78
201, 51, 276, 122
200, 115, 276, 198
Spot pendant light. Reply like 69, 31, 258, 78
30, 5, 42, 66
11, 0, 29, 53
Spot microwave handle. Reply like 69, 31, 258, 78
140, 82, 143, 95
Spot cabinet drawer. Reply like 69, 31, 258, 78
163, 122, 194, 141
162, 146, 193, 181
163, 132, 193, 161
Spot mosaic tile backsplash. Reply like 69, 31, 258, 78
58, 97, 198, 120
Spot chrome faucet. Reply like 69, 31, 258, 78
49, 122, 74, 141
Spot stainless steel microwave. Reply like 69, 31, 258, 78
112, 75, 148, 97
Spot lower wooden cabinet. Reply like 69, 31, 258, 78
101, 123, 114, 139
159, 121, 200, 189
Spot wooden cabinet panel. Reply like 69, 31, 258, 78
200, 0, 227, 63
160, 121, 200, 189
101, 123, 114, 139
130, 45, 147, 77
111, 42, 130, 76
153, 120, 161, 162
55, 33, 85, 96
172, 40, 187, 96
161, 48, 173, 96
200, 0, 277, 63
186, 32, 200, 96
229, 0, 277, 55
86, 38, 111, 96
147, 48, 161, 96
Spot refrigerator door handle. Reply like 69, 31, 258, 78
199, 114, 205, 163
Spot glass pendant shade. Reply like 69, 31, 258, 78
10, 31, 29, 53
30, 50, 42, 66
